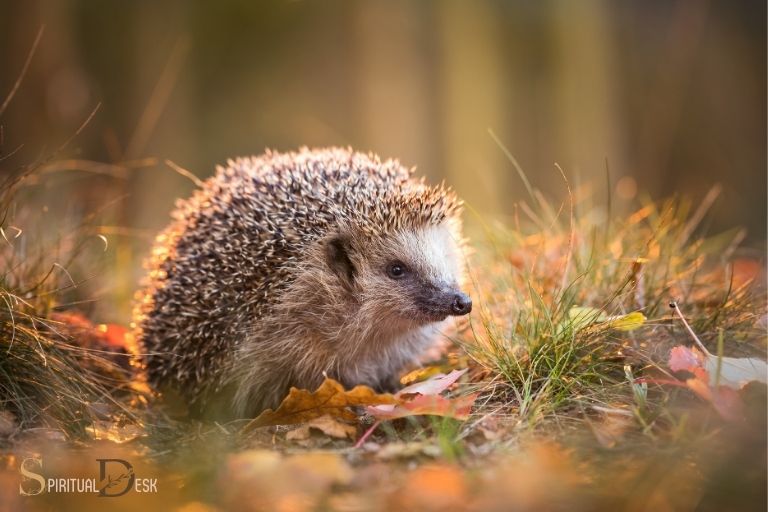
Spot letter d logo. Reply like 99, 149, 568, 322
97, 459, 135, 497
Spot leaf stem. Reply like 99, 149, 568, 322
669, 301, 711, 356
354, 420, 381, 449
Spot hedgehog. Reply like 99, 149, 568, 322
134, 147, 472, 418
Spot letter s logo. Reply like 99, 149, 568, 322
19, 457, 45, 496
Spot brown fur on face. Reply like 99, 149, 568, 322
134, 147, 469, 418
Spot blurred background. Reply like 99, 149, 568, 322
0, 0, 765, 321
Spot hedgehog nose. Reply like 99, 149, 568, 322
450, 292, 472, 316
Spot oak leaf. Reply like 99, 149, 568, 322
242, 378, 397, 430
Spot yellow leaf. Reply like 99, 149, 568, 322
560, 306, 605, 334
565, 307, 646, 333
605, 311, 647, 331
568, 306, 607, 322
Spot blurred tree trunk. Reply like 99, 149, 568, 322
354, 2, 437, 179
550, 0, 625, 204
437, 1, 508, 218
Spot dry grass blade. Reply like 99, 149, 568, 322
465, 184, 766, 431
0, 26, 44, 117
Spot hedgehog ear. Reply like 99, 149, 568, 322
325, 234, 357, 290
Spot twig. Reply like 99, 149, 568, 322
55, 102, 101, 154
165, 159, 204, 188
669, 301, 710, 356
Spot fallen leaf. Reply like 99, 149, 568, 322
705, 356, 768, 389
588, 413, 632, 449
605, 311, 647, 331
242, 378, 397, 430
286, 415, 357, 441
397, 369, 467, 398
663, 345, 761, 421
97, 323, 131, 349
668, 345, 767, 389
685, 378, 744, 421
85, 421, 143, 443
669, 345, 703, 373
285, 425, 312, 442
564, 306, 646, 334
567, 306, 606, 331
376, 442, 442, 461
368, 393, 477, 421
366, 369, 474, 421
400, 366, 446, 386
476, 417, 506, 441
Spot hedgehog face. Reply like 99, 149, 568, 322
326, 223, 471, 328
380, 224, 471, 323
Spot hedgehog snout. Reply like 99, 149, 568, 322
450, 291, 472, 316
411, 282, 472, 321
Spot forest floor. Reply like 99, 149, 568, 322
1, 160, 766, 512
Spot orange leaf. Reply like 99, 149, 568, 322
98, 324, 130, 349
242, 378, 397, 430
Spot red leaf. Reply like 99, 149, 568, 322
709, 386, 744, 421
668, 346, 703, 373
367, 393, 478, 421
99, 324, 130, 349
396, 369, 467, 398
685, 379, 744, 421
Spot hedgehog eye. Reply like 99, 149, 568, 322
386, 261, 408, 279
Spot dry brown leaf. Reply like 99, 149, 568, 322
285, 425, 313, 442
242, 378, 397, 430
376, 442, 442, 461
588, 413, 632, 449
286, 415, 357, 441
85, 421, 143, 443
